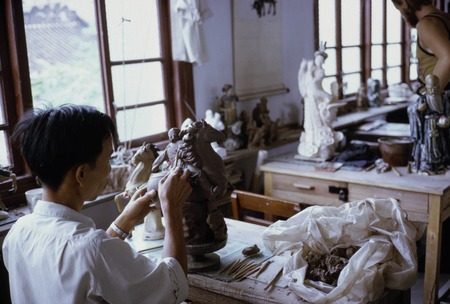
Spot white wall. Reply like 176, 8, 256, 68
193, 0, 315, 127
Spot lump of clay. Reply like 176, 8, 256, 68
242, 244, 260, 256
305, 246, 359, 286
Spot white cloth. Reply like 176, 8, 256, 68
2, 201, 188, 304
170, 0, 212, 65
262, 198, 422, 304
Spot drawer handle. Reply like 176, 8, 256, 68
293, 183, 314, 190
328, 186, 348, 201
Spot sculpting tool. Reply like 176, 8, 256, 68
138, 244, 164, 253
264, 267, 283, 291
255, 259, 273, 278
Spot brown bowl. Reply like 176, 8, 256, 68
378, 137, 413, 166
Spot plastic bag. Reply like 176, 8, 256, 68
262, 198, 423, 304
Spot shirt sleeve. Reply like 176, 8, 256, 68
93, 237, 189, 304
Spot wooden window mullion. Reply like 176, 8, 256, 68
336, 0, 343, 98
363, 0, 372, 82
382, 0, 387, 87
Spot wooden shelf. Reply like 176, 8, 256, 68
332, 103, 409, 130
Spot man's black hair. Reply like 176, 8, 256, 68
12, 104, 119, 191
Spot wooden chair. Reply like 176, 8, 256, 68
230, 189, 304, 226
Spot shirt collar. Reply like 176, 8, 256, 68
33, 200, 95, 227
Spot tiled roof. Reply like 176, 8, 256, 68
24, 4, 97, 72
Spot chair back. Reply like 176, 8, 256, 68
230, 190, 303, 226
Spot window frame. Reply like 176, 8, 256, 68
314, 0, 446, 99
0, 0, 195, 207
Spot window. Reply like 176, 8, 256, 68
315, 0, 406, 98
0, 0, 194, 205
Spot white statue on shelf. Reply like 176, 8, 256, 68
297, 42, 343, 160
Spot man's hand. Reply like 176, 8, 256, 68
158, 166, 192, 217
112, 187, 157, 235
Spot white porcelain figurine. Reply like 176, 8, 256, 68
297, 42, 343, 160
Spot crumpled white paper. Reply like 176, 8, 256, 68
262, 198, 424, 304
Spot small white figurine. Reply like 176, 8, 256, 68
204, 109, 225, 131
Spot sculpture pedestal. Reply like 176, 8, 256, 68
187, 238, 227, 272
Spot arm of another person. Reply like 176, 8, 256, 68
418, 17, 450, 91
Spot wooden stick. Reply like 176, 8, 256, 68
230, 259, 251, 275
365, 163, 376, 172
138, 244, 164, 253
406, 163, 411, 174
224, 258, 241, 276
232, 263, 259, 280
233, 265, 260, 281
255, 259, 273, 278
218, 258, 240, 275
232, 262, 255, 277
264, 267, 283, 291
392, 166, 402, 176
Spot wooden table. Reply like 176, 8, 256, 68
261, 159, 450, 304
127, 219, 305, 304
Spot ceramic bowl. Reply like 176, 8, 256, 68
378, 137, 414, 166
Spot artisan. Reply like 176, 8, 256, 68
2, 105, 192, 303
392, 0, 450, 92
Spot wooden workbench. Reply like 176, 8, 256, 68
261, 159, 450, 303
128, 219, 305, 304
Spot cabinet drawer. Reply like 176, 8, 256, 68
268, 173, 349, 206
349, 184, 428, 222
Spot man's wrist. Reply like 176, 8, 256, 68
109, 222, 130, 239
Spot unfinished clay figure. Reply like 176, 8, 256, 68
113, 143, 165, 240
147, 120, 231, 245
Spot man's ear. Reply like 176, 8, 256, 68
75, 164, 87, 185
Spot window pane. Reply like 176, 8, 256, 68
322, 76, 337, 95
0, 73, 5, 125
341, 0, 360, 46
371, 1, 383, 44
410, 29, 417, 61
0, 131, 10, 166
23, 1, 104, 111
386, 0, 401, 43
342, 47, 360, 73
387, 44, 401, 66
371, 69, 383, 84
410, 41, 417, 61
410, 29, 418, 81
371, 45, 383, 69
343, 73, 361, 95
387, 67, 401, 85
410, 28, 417, 44
319, 0, 336, 47
116, 104, 166, 141
410, 63, 418, 80
323, 48, 337, 75
112, 62, 165, 107
106, 0, 160, 61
